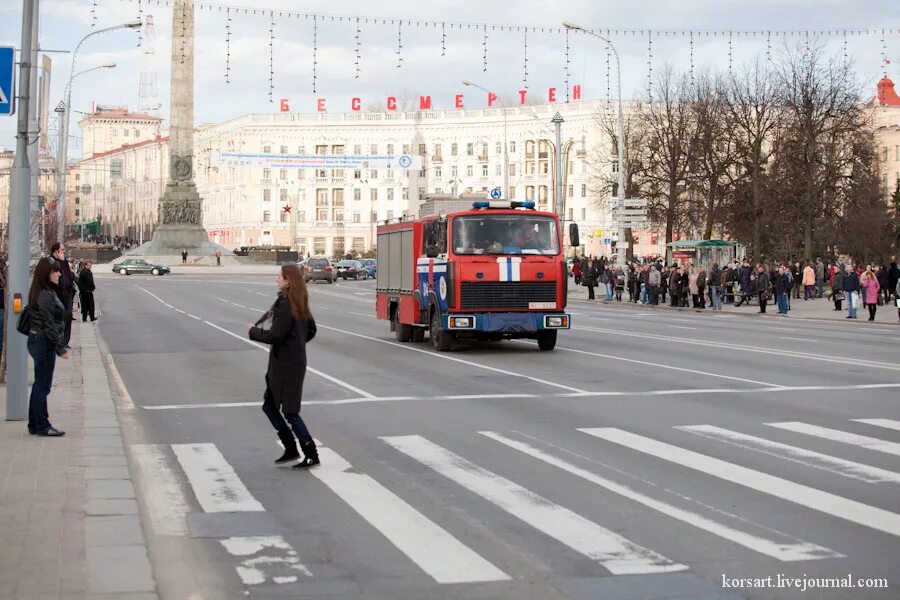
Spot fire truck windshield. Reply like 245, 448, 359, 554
452, 215, 560, 255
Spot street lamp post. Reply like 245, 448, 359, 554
551, 113, 565, 220
563, 22, 627, 267
463, 80, 509, 199
56, 20, 140, 243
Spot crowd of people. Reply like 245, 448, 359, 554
81, 234, 140, 252
573, 256, 900, 323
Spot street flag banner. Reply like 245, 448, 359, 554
212, 152, 423, 170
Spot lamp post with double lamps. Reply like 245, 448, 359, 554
462, 80, 509, 199
56, 20, 141, 242
563, 22, 627, 267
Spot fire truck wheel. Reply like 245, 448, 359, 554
430, 310, 453, 351
537, 330, 558, 351
411, 327, 425, 342
393, 310, 413, 342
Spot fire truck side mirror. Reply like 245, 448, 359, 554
568, 223, 580, 248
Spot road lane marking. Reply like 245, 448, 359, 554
778, 336, 819, 343
480, 431, 839, 561
765, 422, 900, 458
853, 418, 900, 433
171, 443, 265, 513
348, 311, 375, 318
131, 444, 191, 536
219, 536, 313, 584
316, 323, 587, 394
187, 313, 202, 320
580, 428, 900, 538
308, 288, 370, 304
382, 434, 686, 575
139, 383, 900, 410
174, 308, 186, 314
678, 425, 900, 484
664, 325, 696, 330
513, 340, 779, 387
573, 324, 900, 372
203, 320, 377, 399
311, 444, 509, 584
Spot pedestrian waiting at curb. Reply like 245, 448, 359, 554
77, 261, 97, 322
843, 263, 861, 319
249, 264, 320, 469
25, 257, 70, 437
861, 267, 881, 322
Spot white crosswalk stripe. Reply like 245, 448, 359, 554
479, 431, 840, 561
852, 418, 900, 433
677, 425, 900, 484
172, 443, 265, 513
382, 434, 687, 575
311, 444, 510, 584
765, 422, 900, 457
580, 427, 900, 538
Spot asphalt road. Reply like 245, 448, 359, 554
95, 272, 900, 600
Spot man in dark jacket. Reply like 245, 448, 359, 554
77, 261, 97, 321
889, 262, 900, 303
774, 265, 791, 314
50, 243, 75, 345
831, 267, 845, 311
791, 261, 802, 300
736, 260, 753, 307
843, 263, 860, 319
756, 264, 771, 313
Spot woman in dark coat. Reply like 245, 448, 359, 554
248, 264, 319, 468
582, 259, 598, 300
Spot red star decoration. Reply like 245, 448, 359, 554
282, 205, 292, 213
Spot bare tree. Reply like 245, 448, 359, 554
641, 66, 699, 245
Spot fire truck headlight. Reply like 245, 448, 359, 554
545, 315, 568, 328
449, 317, 472, 329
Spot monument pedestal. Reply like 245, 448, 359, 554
130, 223, 224, 257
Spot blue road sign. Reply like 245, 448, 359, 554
490, 187, 502, 199
0, 46, 15, 116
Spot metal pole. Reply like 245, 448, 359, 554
7, 0, 37, 421
28, 0, 40, 259
552, 113, 564, 219
613, 49, 627, 267
503, 107, 509, 198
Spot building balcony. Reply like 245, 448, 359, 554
477, 155, 489, 163
431, 155, 443, 163
259, 179, 273, 187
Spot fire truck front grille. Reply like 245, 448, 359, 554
460, 282, 557, 310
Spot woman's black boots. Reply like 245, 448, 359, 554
275, 430, 300, 464
292, 439, 320, 469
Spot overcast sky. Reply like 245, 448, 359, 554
1, 0, 899, 153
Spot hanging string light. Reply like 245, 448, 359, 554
564, 27, 570, 101
482, 24, 488, 72
354, 17, 361, 79
766, 30, 772, 64
396, 20, 403, 68
606, 43, 611, 116
268, 10, 274, 102
91, 0, 97, 28
882, 29, 888, 78
225, 8, 231, 83
689, 30, 695, 87
728, 31, 733, 75
180, 1, 186, 65
441, 22, 446, 57
137, 0, 143, 46
522, 29, 528, 90
312, 15, 318, 91
843, 31, 849, 68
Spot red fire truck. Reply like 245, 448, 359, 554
375, 200, 577, 351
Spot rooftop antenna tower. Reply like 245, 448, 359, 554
138, 14, 160, 114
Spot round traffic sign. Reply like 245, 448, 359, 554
490, 187, 502, 199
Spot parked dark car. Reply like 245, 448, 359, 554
304, 257, 336, 283
112, 258, 170, 276
361, 259, 377, 279
335, 260, 368, 280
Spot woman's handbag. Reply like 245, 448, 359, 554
15, 306, 33, 336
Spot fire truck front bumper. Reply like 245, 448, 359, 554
444, 312, 571, 333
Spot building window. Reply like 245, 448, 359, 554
75, 209, 80, 217
525, 185, 535, 201
263, 145, 272, 153
435, 167, 442, 178
402, 144, 410, 154
525, 161, 535, 175
895, 145, 899, 161
352, 211, 361, 223
467, 165, 474, 177
263, 210, 272, 222
402, 188, 409, 201
467, 143, 474, 156
316, 189, 328, 207
280, 188, 288, 202
353, 188, 361, 201
539, 186, 548, 203
298, 146, 306, 154
387, 188, 395, 201
263, 189, 271, 202
371, 144, 378, 154
352, 237, 365, 253
481, 164, 488, 177
451, 165, 458, 177
525, 140, 535, 156
387, 143, 394, 155
280, 211, 289, 223
568, 184, 573, 197
581, 184, 587, 197
332, 188, 344, 206
418, 143, 427, 155
263, 168, 271, 179
371, 211, 377, 222
418, 168, 426, 178
333, 209, 344, 223
451, 143, 458, 156
370, 189, 378, 202
298, 211, 306, 222
883, 146, 889, 162
353, 144, 361, 154
495, 164, 501, 176
317, 208, 328, 221
353, 170, 361, 179
569, 161, 574, 174
434, 143, 442, 157
386, 210, 394, 220
612, 160, 619, 173
567, 208, 573, 220
510, 141, 516, 153
509, 164, 516, 176
134, 129, 140, 137
539, 161, 548, 174
370, 170, 378, 179
123, 129, 129, 137
279, 169, 288, 180
314, 237, 326, 253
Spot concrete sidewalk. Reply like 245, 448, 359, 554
567, 282, 900, 325
0, 322, 158, 600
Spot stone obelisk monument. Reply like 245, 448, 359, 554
131, 0, 223, 258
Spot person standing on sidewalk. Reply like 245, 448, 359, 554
756, 264, 771, 313
648, 265, 661, 305
77, 261, 97, 322
707, 263, 722, 311
583, 259, 598, 300
861, 268, 881, 322
249, 264, 320, 468
26, 258, 69, 437
50, 243, 75, 347
774, 265, 791, 315
802, 262, 816, 300
831, 266, 845, 311
791, 261, 802, 300
815, 258, 826, 298
843, 263, 860, 319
